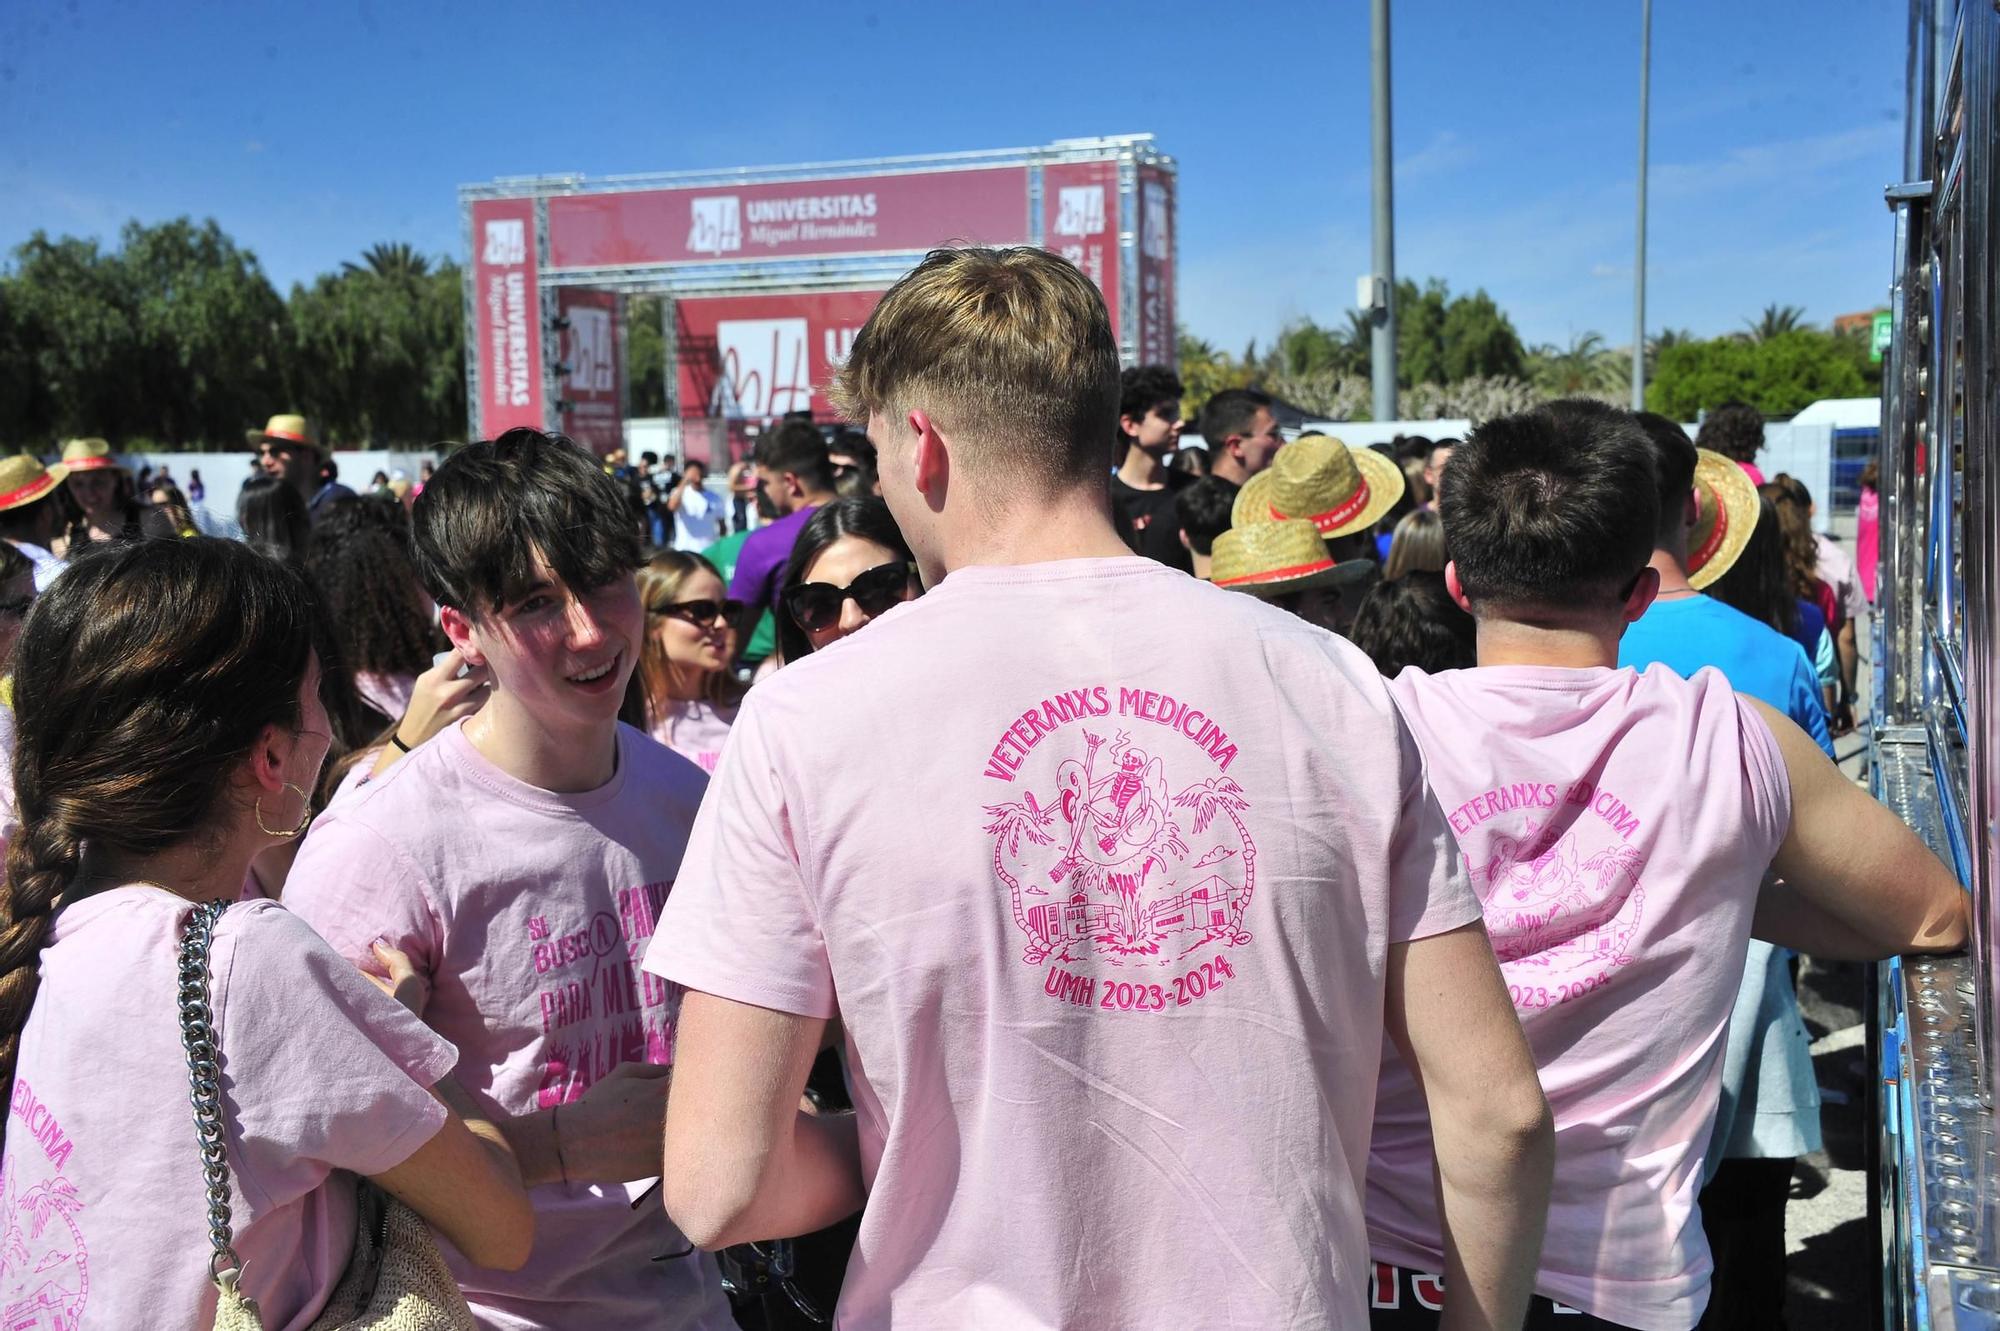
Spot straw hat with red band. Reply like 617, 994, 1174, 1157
1686, 447, 1760, 590
0, 455, 68, 513
1230, 433, 1406, 539
246, 413, 324, 454
59, 437, 124, 474
1209, 519, 1343, 597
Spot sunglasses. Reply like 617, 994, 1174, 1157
782, 562, 910, 633
658, 598, 743, 626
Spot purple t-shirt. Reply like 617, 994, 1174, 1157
725, 505, 818, 613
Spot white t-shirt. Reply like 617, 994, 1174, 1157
672, 485, 721, 551
644, 556, 1476, 1330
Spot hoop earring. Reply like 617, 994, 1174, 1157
254, 782, 313, 839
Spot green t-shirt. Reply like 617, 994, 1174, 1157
702, 528, 777, 663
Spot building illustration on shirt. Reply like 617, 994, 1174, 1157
986, 714, 1257, 971
1469, 812, 1647, 983
0, 1159, 86, 1331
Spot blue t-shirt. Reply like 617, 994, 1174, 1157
1619, 591, 1831, 1167
1618, 595, 1832, 757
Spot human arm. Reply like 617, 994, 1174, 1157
370, 649, 490, 779
1385, 922, 1554, 1331
1745, 696, 1968, 958
659, 992, 863, 1250
1835, 618, 1859, 734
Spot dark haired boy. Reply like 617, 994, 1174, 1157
1366, 401, 1965, 1330
1196, 386, 1283, 489
286, 429, 735, 1331
727, 418, 837, 625
1174, 474, 1237, 579
1109, 364, 1193, 570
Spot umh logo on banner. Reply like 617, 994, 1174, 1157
710, 318, 813, 418
471, 198, 545, 437
677, 291, 884, 424
1055, 186, 1107, 238
1041, 160, 1120, 339
687, 197, 743, 257
557, 288, 623, 455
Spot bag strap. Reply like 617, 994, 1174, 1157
177, 898, 244, 1282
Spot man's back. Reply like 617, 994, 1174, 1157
1370, 663, 1791, 1328
648, 555, 1475, 1329
1618, 595, 1829, 750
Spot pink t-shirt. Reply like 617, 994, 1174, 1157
647, 699, 736, 776
643, 556, 1477, 1331
1371, 665, 1792, 1331
283, 722, 733, 1331
0, 888, 453, 1331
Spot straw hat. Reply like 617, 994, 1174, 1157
246, 413, 323, 453
1209, 519, 1342, 596
59, 437, 124, 473
1231, 433, 1406, 538
1686, 447, 1760, 590
0, 455, 67, 513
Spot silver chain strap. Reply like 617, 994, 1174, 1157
177, 898, 244, 1280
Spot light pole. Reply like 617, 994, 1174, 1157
1632, 0, 1652, 410
1370, 0, 1398, 422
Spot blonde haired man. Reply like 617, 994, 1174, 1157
643, 248, 1553, 1331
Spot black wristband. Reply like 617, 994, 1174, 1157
389, 732, 412, 754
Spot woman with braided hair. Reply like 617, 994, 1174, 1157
0, 537, 532, 1329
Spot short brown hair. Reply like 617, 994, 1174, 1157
830, 246, 1120, 493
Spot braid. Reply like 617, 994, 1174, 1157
0, 813, 80, 1155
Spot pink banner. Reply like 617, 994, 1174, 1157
1136, 166, 1176, 367
675, 290, 885, 422
471, 198, 547, 437
1041, 160, 1122, 341
557, 289, 623, 456
549, 168, 1031, 268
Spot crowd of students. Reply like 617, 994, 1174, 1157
0, 244, 1960, 1331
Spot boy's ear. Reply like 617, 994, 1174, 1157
439, 604, 487, 668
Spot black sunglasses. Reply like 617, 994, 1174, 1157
658, 598, 743, 626
782, 562, 910, 633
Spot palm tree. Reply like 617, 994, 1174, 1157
1528, 332, 1625, 398
986, 795, 1058, 957
344, 241, 431, 281
1745, 303, 1806, 342
1172, 777, 1257, 945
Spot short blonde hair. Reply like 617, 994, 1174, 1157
830, 247, 1120, 491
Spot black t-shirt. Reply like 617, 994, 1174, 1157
1111, 470, 1196, 573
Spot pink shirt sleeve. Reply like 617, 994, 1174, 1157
642, 697, 836, 1019
214, 903, 457, 1201
285, 811, 446, 977
1385, 709, 1481, 943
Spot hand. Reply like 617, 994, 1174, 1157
556, 1061, 673, 1185
398, 649, 491, 750
365, 939, 431, 1018
1831, 702, 1856, 738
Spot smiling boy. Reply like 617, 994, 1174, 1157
285, 428, 734, 1331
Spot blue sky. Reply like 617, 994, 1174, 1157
0, 0, 1901, 355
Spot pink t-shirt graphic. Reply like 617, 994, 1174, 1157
645, 556, 1477, 1331
284, 722, 734, 1331
1371, 664, 1792, 1331
0, 888, 454, 1331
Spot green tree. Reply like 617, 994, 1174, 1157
1745, 303, 1807, 342
1176, 330, 1256, 420
1645, 329, 1866, 418
344, 241, 431, 281
1526, 332, 1626, 399
626, 294, 667, 416
287, 250, 464, 445
1395, 278, 1451, 388
1440, 289, 1527, 382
